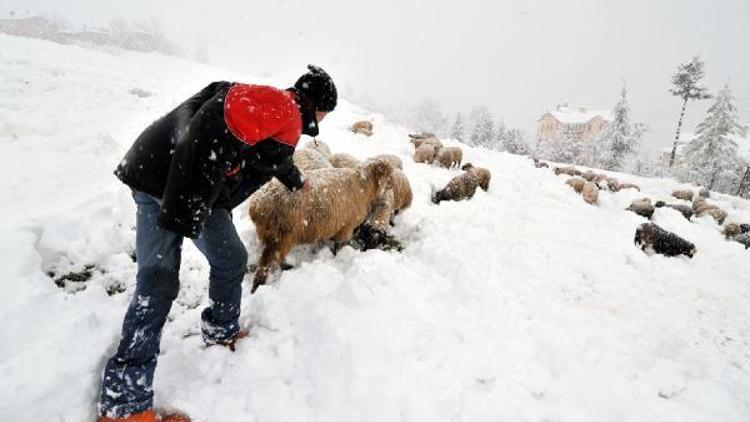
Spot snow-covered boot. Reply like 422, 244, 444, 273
99, 409, 190, 422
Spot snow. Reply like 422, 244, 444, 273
1, 34, 750, 421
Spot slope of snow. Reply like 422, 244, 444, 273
1, 34, 749, 421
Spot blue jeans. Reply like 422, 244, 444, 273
99, 191, 248, 417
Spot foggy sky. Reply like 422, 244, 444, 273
3, 0, 750, 154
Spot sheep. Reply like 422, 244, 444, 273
566, 177, 586, 193
654, 201, 694, 220
434, 146, 463, 168
432, 172, 479, 204
615, 182, 641, 191
293, 148, 332, 171
699, 188, 710, 198
409, 134, 443, 149
692, 197, 711, 213
691, 197, 727, 224
627, 198, 655, 219
672, 190, 694, 201
302, 139, 332, 160
413, 143, 438, 164
581, 181, 599, 205
461, 163, 491, 191
330, 152, 362, 169
734, 233, 750, 249
723, 223, 742, 239
367, 168, 413, 230
606, 179, 621, 192
698, 208, 728, 225
741, 224, 750, 234
634, 223, 696, 258
358, 168, 413, 249
532, 158, 549, 168
581, 170, 599, 182
248, 158, 393, 291
372, 153, 403, 170
351, 120, 374, 136
554, 166, 582, 177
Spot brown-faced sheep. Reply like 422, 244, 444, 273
635, 223, 696, 258
723, 223, 742, 239
372, 153, 403, 170
413, 143, 438, 164
672, 190, 694, 201
627, 198, 655, 219
351, 120, 374, 136
654, 201, 694, 220
698, 208, 728, 225
293, 148, 333, 171
554, 166, 582, 177
330, 153, 362, 169
581, 181, 599, 205
434, 147, 463, 168
461, 163, 491, 191
248, 159, 393, 291
302, 139, 332, 160
566, 177, 586, 193
432, 172, 479, 204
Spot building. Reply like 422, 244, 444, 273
537, 104, 612, 143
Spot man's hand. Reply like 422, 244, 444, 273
302, 178, 313, 192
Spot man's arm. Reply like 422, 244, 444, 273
249, 139, 306, 192
158, 99, 233, 238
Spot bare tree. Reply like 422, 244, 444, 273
668, 55, 711, 167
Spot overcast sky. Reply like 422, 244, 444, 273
3, 0, 750, 154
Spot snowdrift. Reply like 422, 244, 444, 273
1, 34, 749, 421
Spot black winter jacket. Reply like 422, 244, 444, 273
115, 81, 310, 238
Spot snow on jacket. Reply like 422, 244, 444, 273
115, 81, 316, 238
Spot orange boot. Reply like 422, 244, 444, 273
99, 410, 191, 422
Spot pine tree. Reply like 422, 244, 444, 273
556, 128, 582, 164
494, 121, 508, 151
504, 128, 530, 155
668, 55, 711, 167
592, 85, 645, 171
679, 84, 744, 190
449, 113, 465, 142
470, 108, 495, 148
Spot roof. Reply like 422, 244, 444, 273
542, 105, 613, 124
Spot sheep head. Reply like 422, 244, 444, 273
362, 158, 394, 196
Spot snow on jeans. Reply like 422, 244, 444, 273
99, 191, 248, 417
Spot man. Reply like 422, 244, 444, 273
98, 65, 337, 422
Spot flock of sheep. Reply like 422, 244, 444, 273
246, 122, 493, 293
533, 158, 750, 258
406, 132, 492, 204
246, 117, 749, 293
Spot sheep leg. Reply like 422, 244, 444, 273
252, 243, 279, 293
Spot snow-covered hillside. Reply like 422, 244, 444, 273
1, 34, 749, 421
